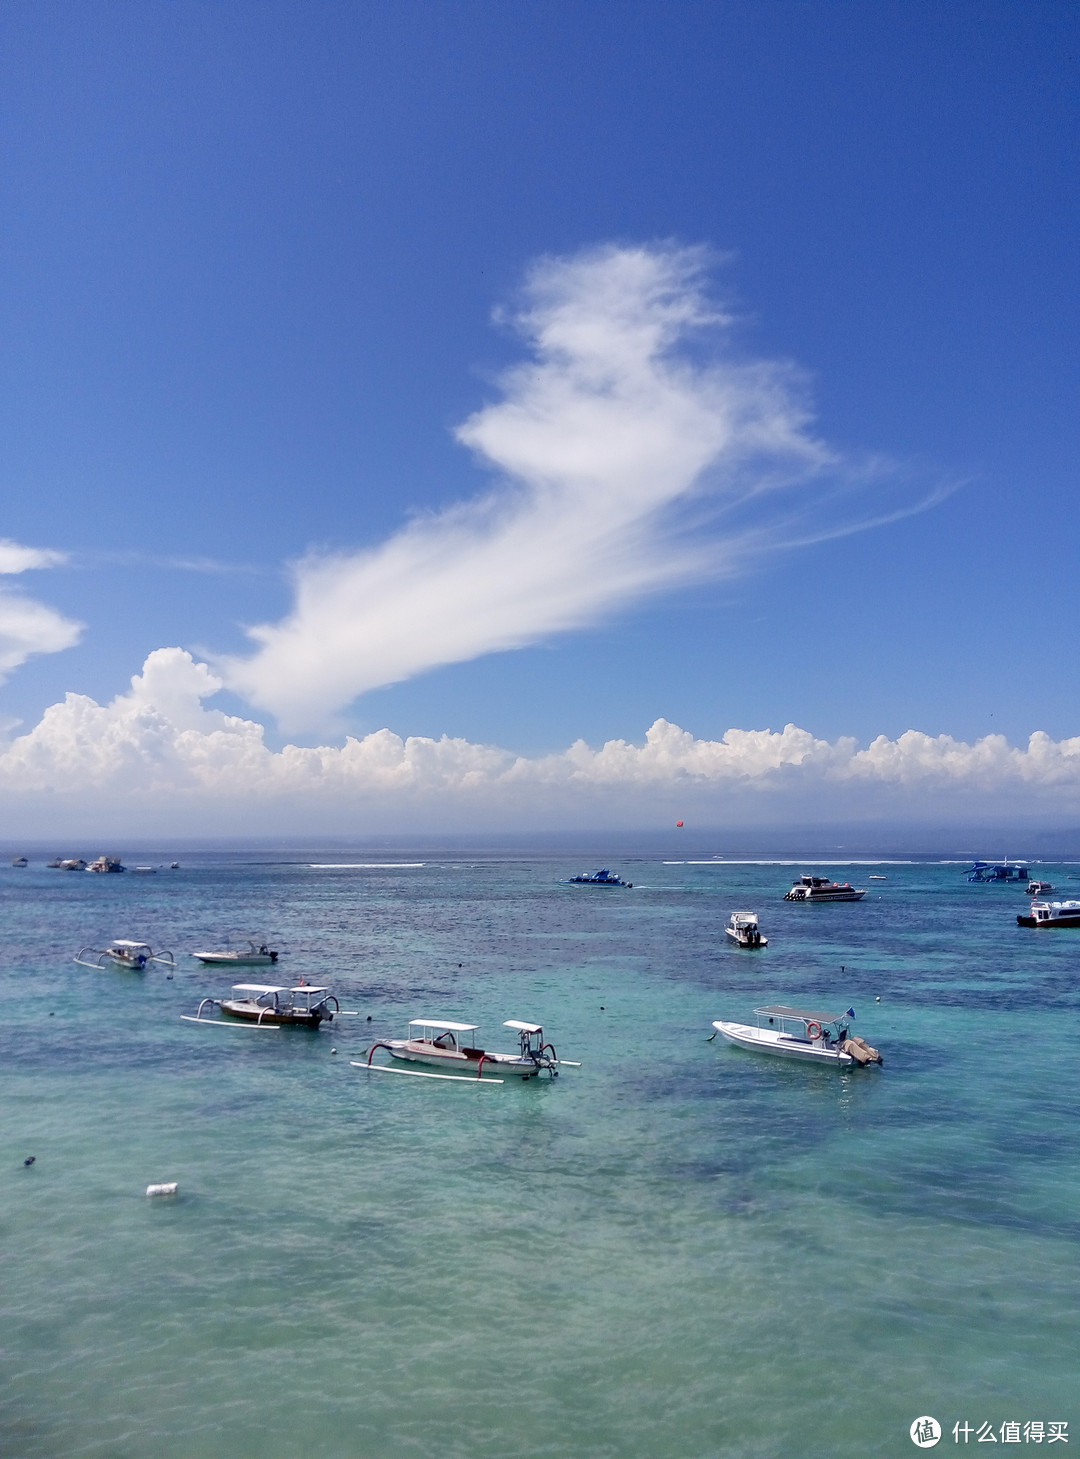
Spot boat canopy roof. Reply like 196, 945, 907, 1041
291, 986, 327, 995
756, 1004, 849, 1023
232, 983, 287, 995
409, 1018, 478, 1032
503, 1020, 542, 1033
112, 939, 151, 949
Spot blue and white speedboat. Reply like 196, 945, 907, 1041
565, 868, 632, 887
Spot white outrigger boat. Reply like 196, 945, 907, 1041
182, 982, 355, 1029
784, 875, 866, 902
725, 911, 767, 947
75, 939, 175, 971
191, 940, 279, 966
358, 1018, 578, 1083
711, 1005, 882, 1067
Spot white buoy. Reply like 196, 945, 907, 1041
146, 1182, 178, 1197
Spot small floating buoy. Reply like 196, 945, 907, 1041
331, 1047, 338, 1055
166, 973, 173, 980
600, 1006, 605, 1011
876, 996, 881, 1002
49, 1011, 54, 1016
146, 1182, 178, 1197
366, 1015, 372, 1022
24, 1156, 35, 1166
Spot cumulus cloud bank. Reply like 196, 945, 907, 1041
4, 648, 1080, 830
0, 539, 83, 684
221, 243, 849, 730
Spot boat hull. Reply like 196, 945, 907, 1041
220, 1000, 324, 1026
724, 929, 768, 947
712, 1020, 853, 1066
1017, 913, 1080, 928
386, 1041, 544, 1078
194, 952, 278, 965
784, 890, 865, 902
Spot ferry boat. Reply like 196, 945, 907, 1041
725, 911, 767, 947
363, 1018, 570, 1080
711, 1005, 882, 1067
566, 868, 632, 887
184, 983, 340, 1027
1017, 900, 1080, 929
783, 875, 866, 902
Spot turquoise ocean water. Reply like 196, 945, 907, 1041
2, 850, 1077, 1458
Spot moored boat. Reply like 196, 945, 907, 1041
191, 940, 279, 966
88, 856, 125, 873
1017, 900, 1080, 929
566, 868, 632, 887
965, 860, 1029, 883
1025, 880, 1054, 897
784, 875, 865, 902
75, 940, 175, 970
725, 911, 767, 947
11, 856, 28, 867
184, 982, 340, 1027
363, 1018, 571, 1080
711, 1005, 882, 1066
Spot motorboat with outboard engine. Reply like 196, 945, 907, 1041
182, 983, 347, 1028
784, 875, 865, 902
566, 868, 632, 887
725, 911, 767, 947
75, 940, 175, 971
88, 856, 125, 873
191, 940, 279, 966
1025, 880, 1054, 897
1017, 900, 1080, 929
711, 1005, 882, 1066
360, 1018, 576, 1081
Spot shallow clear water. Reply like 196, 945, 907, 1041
2, 853, 1077, 1457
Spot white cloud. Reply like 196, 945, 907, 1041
0, 538, 82, 684
3, 649, 1080, 831
220, 243, 849, 731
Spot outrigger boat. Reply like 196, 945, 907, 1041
358, 1018, 578, 1083
75, 939, 175, 971
565, 868, 632, 887
191, 940, 279, 966
784, 875, 865, 902
711, 1005, 882, 1067
182, 982, 353, 1029
1017, 900, 1080, 929
725, 911, 767, 947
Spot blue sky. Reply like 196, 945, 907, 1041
0, 1, 1077, 829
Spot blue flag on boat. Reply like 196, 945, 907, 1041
846, 1008, 855, 1019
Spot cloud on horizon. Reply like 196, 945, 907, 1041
3, 649, 1079, 832
0, 539, 83, 686
220, 244, 937, 732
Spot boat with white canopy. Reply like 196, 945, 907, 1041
75, 940, 175, 971
711, 1005, 882, 1066
182, 982, 353, 1029
359, 1017, 576, 1082
725, 911, 767, 947
784, 876, 865, 902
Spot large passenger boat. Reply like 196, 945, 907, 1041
1017, 900, 1080, 929
783, 875, 865, 902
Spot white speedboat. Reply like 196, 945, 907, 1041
711, 1005, 882, 1066
1025, 880, 1054, 897
725, 911, 767, 947
183, 983, 341, 1028
75, 939, 175, 971
191, 940, 279, 966
1017, 900, 1080, 929
87, 856, 125, 873
362, 1018, 570, 1080
784, 875, 866, 902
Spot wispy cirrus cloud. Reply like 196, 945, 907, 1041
219, 243, 943, 732
0, 538, 83, 684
